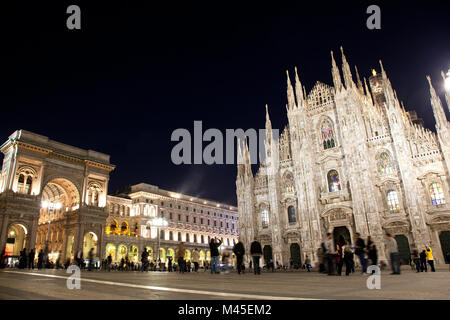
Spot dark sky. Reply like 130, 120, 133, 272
1, 1, 450, 206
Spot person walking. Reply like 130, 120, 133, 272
87, 248, 94, 271
324, 233, 336, 275
304, 255, 311, 272
343, 240, 354, 276
107, 254, 112, 272
385, 233, 400, 274
28, 249, 35, 270
411, 250, 421, 273
367, 236, 378, 268
192, 249, 200, 272
336, 236, 345, 276
250, 237, 262, 275
176, 242, 186, 274
168, 257, 173, 272
141, 248, 149, 272
419, 250, 427, 272
55, 251, 62, 269
317, 244, 326, 273
425, 245, 436, 272
209, 237, 222, 274
37, 249, 44, 269
354, 233, 367, 273
233, 238, 245, 275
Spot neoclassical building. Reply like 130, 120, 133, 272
0, 130, 238, 265
236, 48, 450, 267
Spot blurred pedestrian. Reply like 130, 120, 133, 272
28, 249, 35, 269
176, 242, 186, 274
324, 233, 336, 275
354, 233, 367, 273
192, 249, 200, 272
209, 237, 222, 274
419, 250, 427, 272
233, 238, 245, 275
367, 236, 378, 268
384, 233, 400, 274
425, 245, 435, 272
250, 237, 262, 275
411, 250, 420, 273
141, 248, 149, 272
336, 236, 344, 276
304, 255, 311, 272
343, 240, 354, 276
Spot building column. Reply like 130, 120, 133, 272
0, 215, 9, 253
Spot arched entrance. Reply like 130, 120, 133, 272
83, 232, 98, 258
439, 231, 450, 263
185, 249, 191, 262
167, 248, 175, 262
117, 244, 127, 261
289, 243, 301, 268
145, 246, 153, 261
5, 224, 28, 256
394, 235, 411, 265
263, 245, 273, 264
333, 226, 351, 246
129, 245, 139, 263
199, 250, 205, 263
105, 243, 116, 261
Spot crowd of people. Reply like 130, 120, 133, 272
1, 234, 448, 275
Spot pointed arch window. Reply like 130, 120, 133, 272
386, 190, 400, 212
327, 170, 341, 192
429, 183, 445, 206
287, 205, 296, 223
321, 119, 336, 150
284, 172, 296, 193
378, 152, 394, 176
261, 209, 269, 228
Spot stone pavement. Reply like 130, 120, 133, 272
0, 266, 448, 300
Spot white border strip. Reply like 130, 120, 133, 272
3, 271, 321, 300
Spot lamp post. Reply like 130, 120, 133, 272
41, 201, 62, 254
150, 217, 168, 270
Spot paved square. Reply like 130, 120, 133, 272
0, 267, 448, 300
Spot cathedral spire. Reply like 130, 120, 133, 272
265, 104, 272, 131
286, 70, 296, 110
427, 75, 448, 130
340, 46, 354, 89
294, 66, 305, 108
441, 70, 450, 114
331, 50, 343, 91
355, 65, 363, 92
364, 77, 373, 105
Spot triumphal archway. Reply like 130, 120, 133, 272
0, 130, 114, 261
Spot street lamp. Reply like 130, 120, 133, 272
41, 200, 62, 253
150, 217, 168, 270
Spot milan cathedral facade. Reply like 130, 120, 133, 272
236, 48, 450, 267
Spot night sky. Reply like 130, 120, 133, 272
1, 1, 449, 206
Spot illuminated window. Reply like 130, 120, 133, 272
378, 152, 394, 176
261, 209, 269, 228
386, 190, 400, 212
327, 170, 341, 192
429, 183, 445, 205
284, 172, 295, 193
321, 119, 336, 150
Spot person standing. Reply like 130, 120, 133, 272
324, 233, 336, 275
384, 233, 400, 275
317, 244, 326, 273
176, 242, 186, 274
209, 237, 222, 274
233, 238, 245, 275
168, 257, 173, 272
367, 236, 378, 268
250, 237, 262, 275
192, 249, 200, 272
304, 255, 311, 272
425, 245, 436, 272
354, 233, 367, 273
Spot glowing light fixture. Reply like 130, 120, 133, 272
444, 69, 450, 91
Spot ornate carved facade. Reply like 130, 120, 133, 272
236, 48, 450, 266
